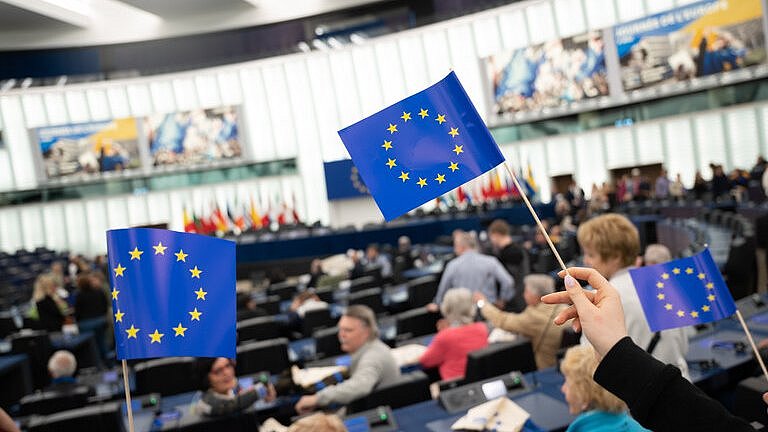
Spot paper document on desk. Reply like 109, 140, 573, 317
392, 344, 428, 367
291, 365, 347, 388
488, 328, 518, 343
451, 397, 529, 432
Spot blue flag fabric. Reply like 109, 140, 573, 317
629, 248, 736, 332
106, 228, 236, 360
338, 72, 505, 221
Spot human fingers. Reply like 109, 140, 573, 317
559, 267, 613, 294
563, 275, 597, 314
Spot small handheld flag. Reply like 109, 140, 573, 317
106, 228, 236, 360
338, 71, 505, 221
629, 248, 736, 332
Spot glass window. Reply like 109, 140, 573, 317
635, 122, 664, 165
525, 2, 556, 43
149, 81, 176, 114
498, 9, 529, 50
693, 113, 727, 177
664, 118, 696, 188
44, 92, 69, 126
126, 84, 152, 116
726, 108, 760, 169
65, 90, 90, 123
172, 78, 198, 111
546, 136, 574, 175
262, 63, 297, 159
603, 127, 635, 168
217, 70, 243, 106
351, 46, 384, 117
22, 94, 47, 128
195, 75, 221, 108
422, 29, 452, 82
554, 0, 586, 37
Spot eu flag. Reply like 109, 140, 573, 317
338, 72, 505, 221
106, 228, 236, 360
629, 248, 736, 332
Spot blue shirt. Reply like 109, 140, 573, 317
566, 410, 649, 432
434, 250, 514, 304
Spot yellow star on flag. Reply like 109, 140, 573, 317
661, 273, 669, 280
114, 264, 126, 277
676, 310, 685, 317
398, 171, 410, 182
702, 305, 710, 312
195, 288, 208, 300
126, 325, 139, 339
418, 108, 429, 119
386, 158, 397, 169
153, 242, 167, 255
697, 273, 705, 280
114, 310, 124, 322
452, 145, 464, 155
435, 114, 446, 124
656, 282, 664, 288
387, 123, 398, 134
672, 268, 681, 275
400, 112, 411, 122
685, 267, 694, 274
175, 249, 188, 262
435, 174, 446, 184
149, 329, 164, 344
657, 293, 665, 300
111, 287, 120, 300
417, 178, 427, 188
705, 282, 714, 289
173, 323, 187, 337
382, 140, 393, 150
690, 311, 699, 318
189, 308, 202, 321
129, 247, 143, 260
448, 127, 459, 138
707, 294, 715, 302
190, 266, 202, 279
448, 162, 459, 172
664, 303, 673, 310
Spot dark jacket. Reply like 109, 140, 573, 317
74, 289, 108, 321
36, 296, 65, 332
594, 337, 753, 432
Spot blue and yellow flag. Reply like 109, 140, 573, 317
338, 72, 505, 221
106, 228, 236, 360
629, 248, 736, 332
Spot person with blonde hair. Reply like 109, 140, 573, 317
31, 273, 69, 332
577, 214, 689, 379
474, 274, 564, 369
419, 288, 488, 380
560, 345, 648, 431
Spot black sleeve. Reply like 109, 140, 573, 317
201, 388, 261, 416
594, 337, 754, 432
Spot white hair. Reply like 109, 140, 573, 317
440, 288, 476, 325
48, 350, 77, 379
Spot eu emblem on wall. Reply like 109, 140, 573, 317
338, 71, 505, 221
106, 228, 236, 360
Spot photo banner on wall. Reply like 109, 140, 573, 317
144, 106, 242, 167
484, 31, 609, 116
38, 118, 141, 179
614, 0, 766, 91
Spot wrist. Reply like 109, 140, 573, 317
476, 299, 485, 309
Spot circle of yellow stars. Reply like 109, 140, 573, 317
111, 242, 208, 346
381, 107, 464, 189
655, 266, 716, 319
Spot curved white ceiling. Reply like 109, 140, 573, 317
0, 0, 388, 50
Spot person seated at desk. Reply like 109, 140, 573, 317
236, 293, 269, 321
474, 274, 564, 369
306, 259, 326, 289
74, 272, 109, 363
46, 350, 78, 391
364, 243, 392, 280
419, 288, 488, 380
560, 345, 648, 431
194, 357, 276, 417
31, 273, 70, 332
290, 291, 329, 318
429, 231, 514, 311
294, 305, 400, 414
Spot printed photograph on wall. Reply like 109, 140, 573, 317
485, 31, 609, 116
615, 0, 766, 91
38, 118, 141, 179
144, 106, 241, 167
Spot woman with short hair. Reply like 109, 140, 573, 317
194, 357, 276, 417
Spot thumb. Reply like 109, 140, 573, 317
564, 275, 596, 313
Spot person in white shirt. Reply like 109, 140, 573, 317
577, 214, 690, 380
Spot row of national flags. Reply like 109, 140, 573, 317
182, 195, 301, 236
430, 164, 539, 210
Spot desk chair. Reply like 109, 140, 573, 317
394, 307, 440, 341
314, 286, 336, 304
134, 357, 198, 397
173, 409, 259, 432
301, 308, 335, 338
348, 288, 385, 314
237, 316, 282, 343
20, 385, 91, 415
236, 337, 290, 375
406, 275, 439, 308
463, 339, 536, 384
268, 281, 298, 301
255, 295, 283, 316
346, 370, 430, 413
349, 276, 378, 293
313, 327, 342, 359
26, 401, 122, 432
10, 330, 53, 390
